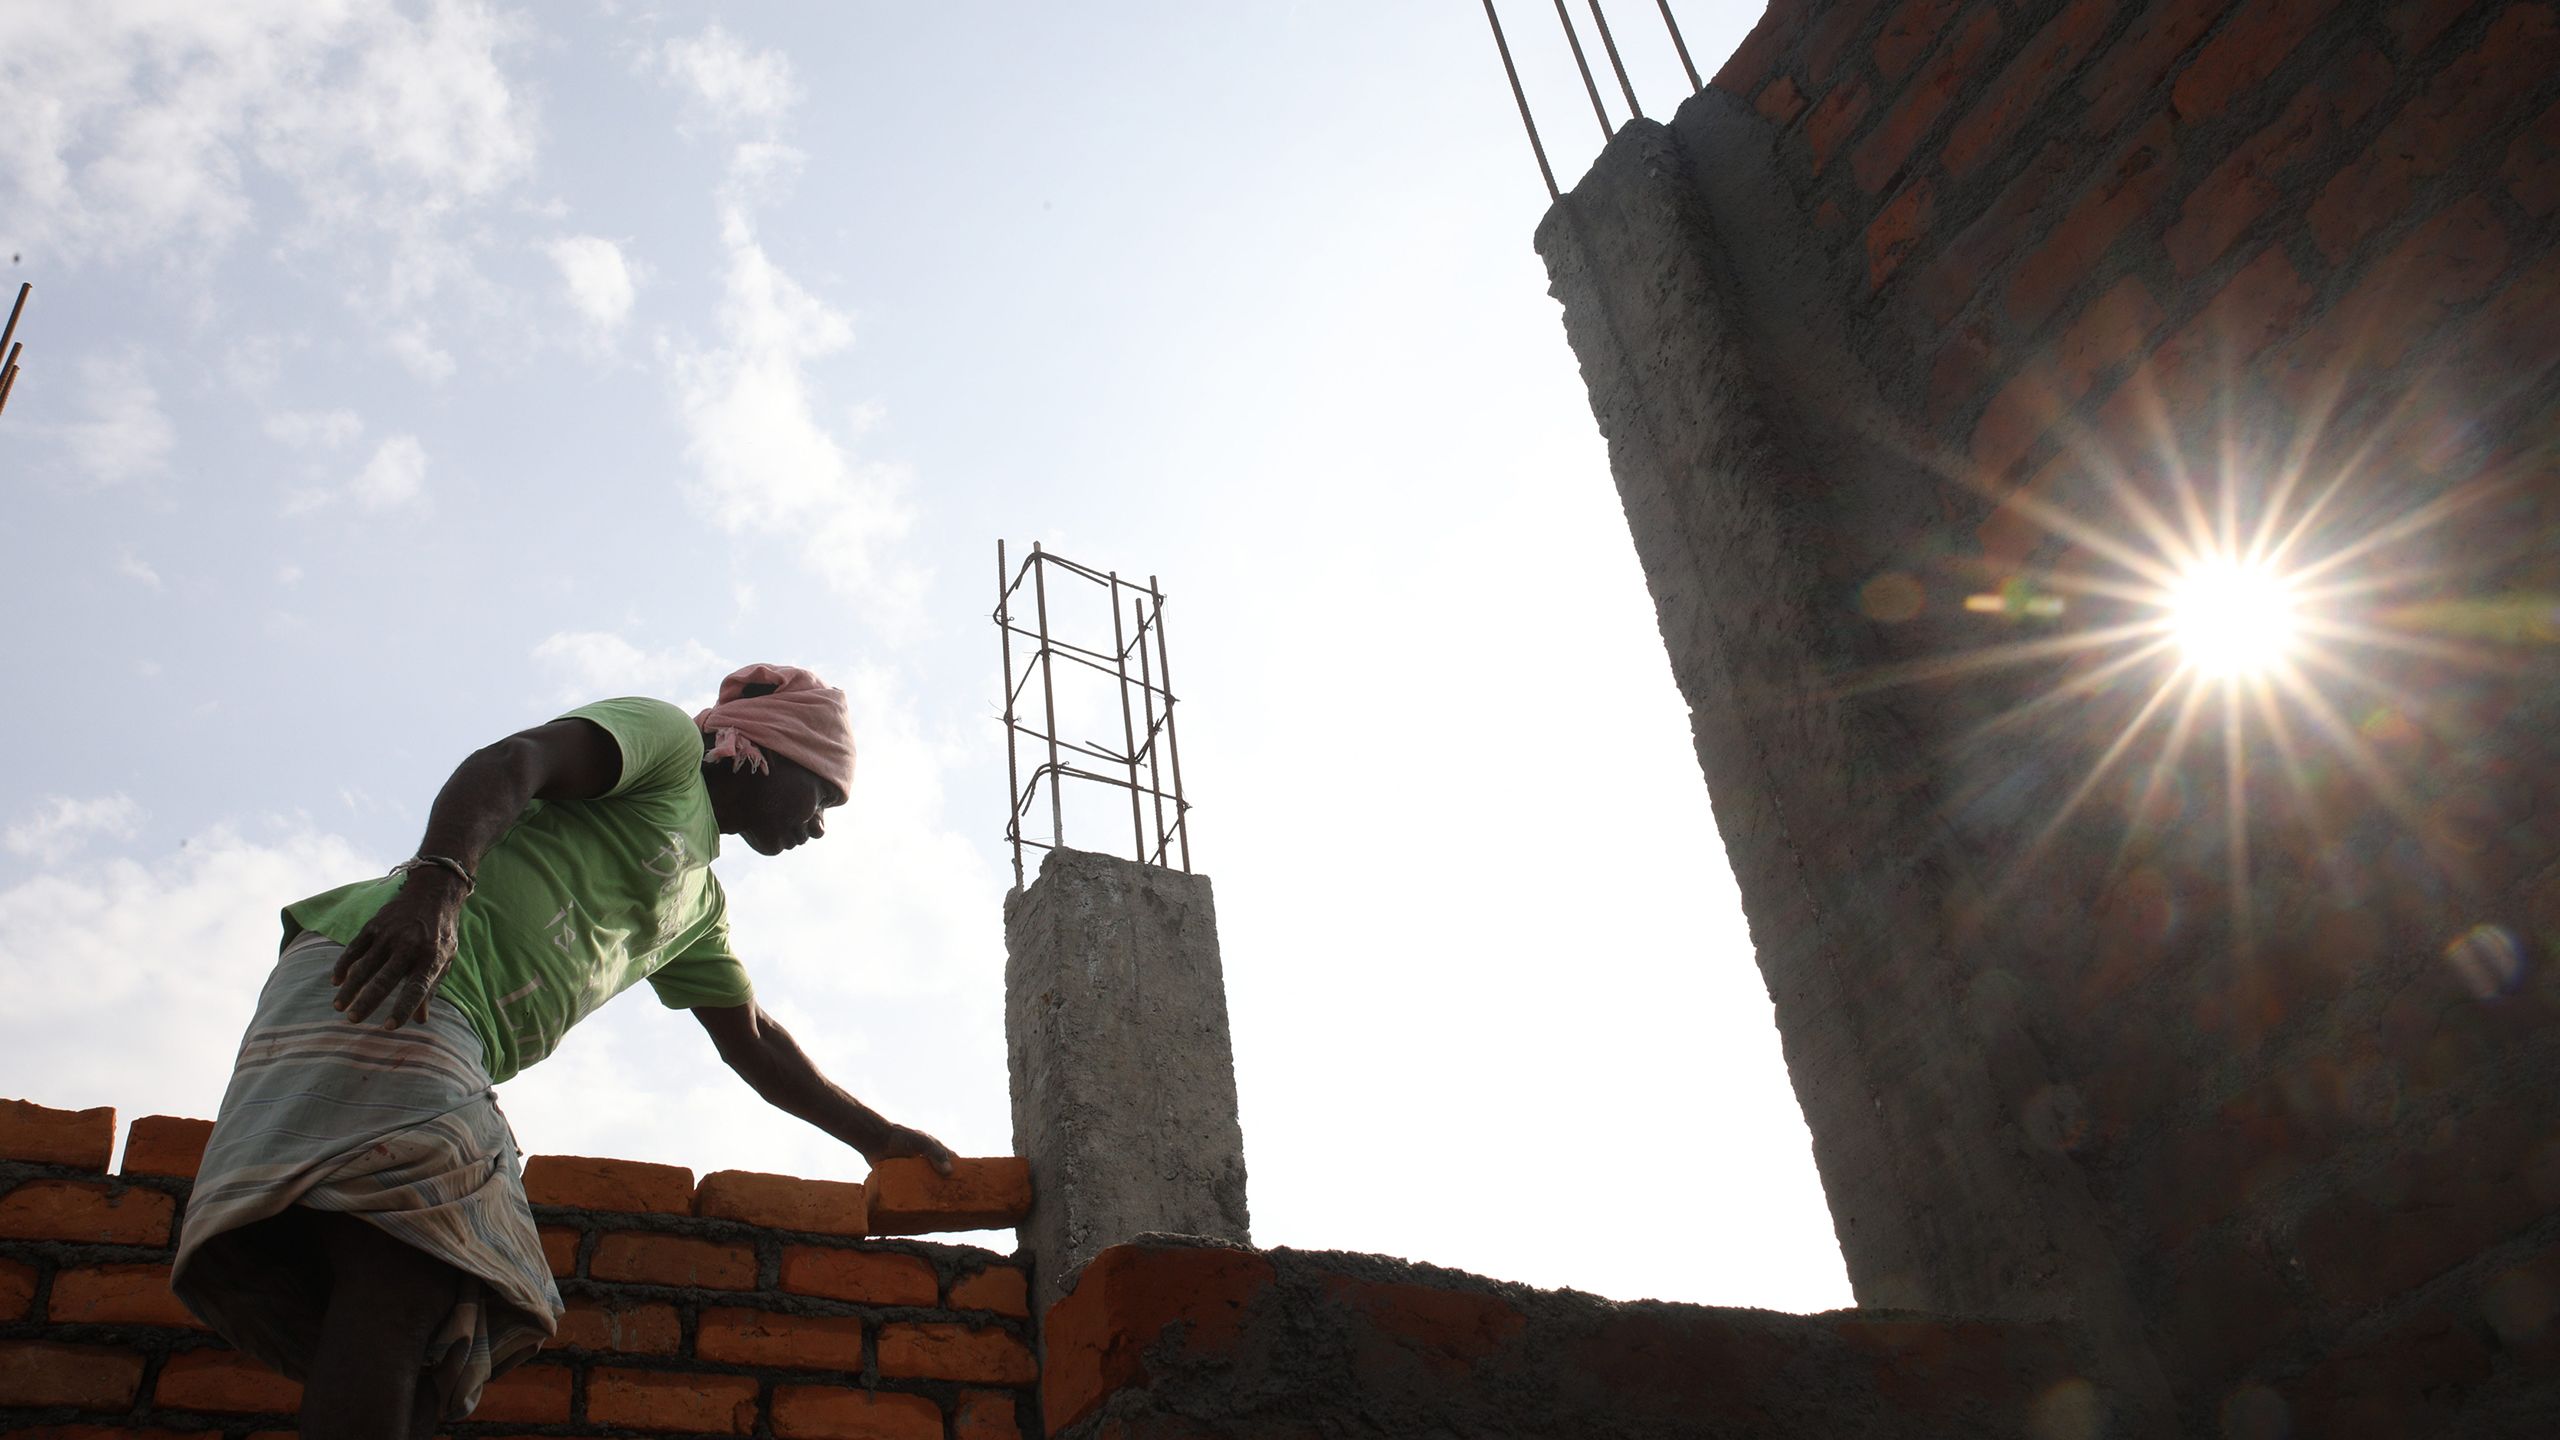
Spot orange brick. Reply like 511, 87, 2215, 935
697, 1306, 865, 1369
546, 1295, 680, 1355
152, 1348, 302, 1413
591, 1232, 757, 1289
2081, 0, 2227, 136
539, 1224, 581, 1277
2164, 47, 2393, 277
948, 1265, 1030, 1319
120, 1116, 214, 1179
0, 1341, 144, 1409
1942, 0, 2109, 177
1872, 0, 1960, 81
953, 1389, 1020, 1440
1974, 277, 2161, 477
520, 1154, 693, 1213
1806, 81, 1872, 177
772, 1385, 944, 1440
864, 1158, 1031, 1235
2005, 118, 2173, 333
877, 1322, 1035, 1385
1851, 6, 2002, 192
473, 1361, 573, 1423
695, 1170, 868, 1237
0, 1100, 114, 1170
48, 1263, 198, 1328
1755, 76, 1808, 126
2309, 5, 2560, 261
2170, 0, 2345, 122
781, 1246, 940, 1306
1866, 180, 1933, 290
2502, 98, 2560, 217
1711, 9, 1787, 97
588, 1367, 760, 1435
1041, 1246, 1277, 1436
0, 1180, 176, 1245
1805, 0, 1885, 86
1917, 139, 2077, 327
0, 1258, 34, 1320
2387, 0, 2482, 54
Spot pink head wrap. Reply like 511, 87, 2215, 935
695, 663, 856, 802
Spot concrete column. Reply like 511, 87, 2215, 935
1004, 847, 1250, 1318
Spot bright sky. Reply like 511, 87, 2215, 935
0, 2, 1850, 1312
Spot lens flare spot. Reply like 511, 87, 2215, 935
2445, 923, 2526, 1000
2168, 557, 2298, 677
1860, 571, 1927, 623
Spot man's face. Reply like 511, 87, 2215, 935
731, 753, 844, 856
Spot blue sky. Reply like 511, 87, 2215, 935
0, 1, 1850, 1311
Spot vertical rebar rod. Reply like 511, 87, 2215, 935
1134, 600, 1170, 866
1481, 0, 1559, 202
996, 540, 1025, 890
1107, 572, 1146, 862
1149, 576, 1191, 872
0, 364, 17, 418
1031, 544, 1066, 852
1587, 1, 1643, 119
1552, 0, 1613, 139
1656, 0, 1703, 92
0, 284, 26, 366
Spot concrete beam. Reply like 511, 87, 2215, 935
1004, 848, 1250, 1318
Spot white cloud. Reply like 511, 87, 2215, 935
531, 632, 727, 706
0, 815, 376, 1126
263, 408, 362, 450
5, 794, 144, 863
56, 353, 173, 485
349, 434, 426, 508
114, 550, 162, 589
652, 24, 800, 135
0, 2, 535, 268
386, 324, 457, 384
545, 234, 640, 332
286, 433, 426, 515
663, 211, 919, 619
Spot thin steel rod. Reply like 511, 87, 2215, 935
1481, 0, 1559, 202
1001, 627, 1174, 698
997, 540, 1024, 889
1136, 597, 1170, 866
1587, 1, 1643, 119
0, 356, 18, 419
995, 623, 1129, 674
1656, 0, 1703, 92
1031, 545, 1066, 851
0, 285, 26, 369
996, 722, 1139, 774
1108, 574, 1147, 861
1552, 0, 1613, 140
1150, 577, 1191, 872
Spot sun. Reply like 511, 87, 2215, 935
2165, 555, 2299, 679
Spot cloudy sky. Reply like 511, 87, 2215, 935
0, 2, 1851, 1311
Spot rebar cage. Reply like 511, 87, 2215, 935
994, 541, 1191, 889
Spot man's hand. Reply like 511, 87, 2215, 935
696, 1001, 957, 1176
865, 1122, 958, 1178
331, 868, 468, 1028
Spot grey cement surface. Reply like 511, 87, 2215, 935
1533, 102, 2173, 1433
1005, 847, 1250, 1319
1053, 1240, 2092, 1440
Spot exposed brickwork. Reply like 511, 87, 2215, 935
1543, 0, 2560, 1430
864, 1158, 1032, 1235
0, 1103, 115, 1172
1, 1106, 1034, 1434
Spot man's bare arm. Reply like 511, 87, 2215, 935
694, 1001, 956, 1174
332, 718, 624, 1026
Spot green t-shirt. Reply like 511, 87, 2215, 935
284, 697, 753, 1083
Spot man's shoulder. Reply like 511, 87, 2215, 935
557, 697, 704, 796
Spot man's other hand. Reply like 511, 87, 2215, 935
331, 867, 468, 1027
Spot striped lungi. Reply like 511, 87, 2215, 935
172, 930, 563, 1418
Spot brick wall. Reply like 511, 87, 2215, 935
0, 1099, 1036, 1439
1543, 0, 2559, 1433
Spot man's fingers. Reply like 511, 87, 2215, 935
331, 932, 375, 989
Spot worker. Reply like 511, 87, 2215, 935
171, 663, 953, 1440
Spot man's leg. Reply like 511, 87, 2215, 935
299, 1210, 467, 1440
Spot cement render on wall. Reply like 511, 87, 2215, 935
1534, 102, 2172, 1433
1004, 848, 1250, 1319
